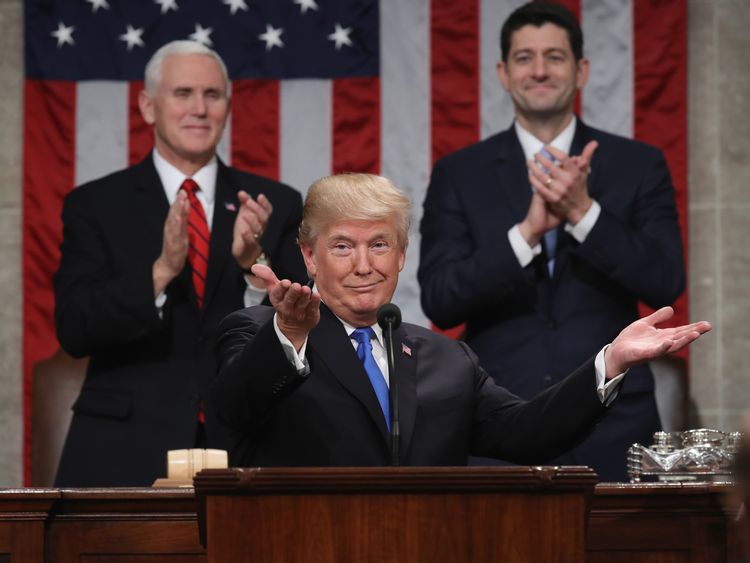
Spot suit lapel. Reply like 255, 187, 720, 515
133, 154, 171, 239
493, 126, 534, 223
391, 326, 417, 461
309, 305, 391, 442
202, 160, 237, 311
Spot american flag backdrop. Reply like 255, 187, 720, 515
23, 0, 686, 483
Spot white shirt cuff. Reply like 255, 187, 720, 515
273, 314, 309, 374
243, 273, 269, 307
155, 292, 167, 319
595, 344, 626, 405
508, 224, 542, 268
564, 200, 601, 243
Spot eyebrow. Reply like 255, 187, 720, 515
326, 231, 393, 244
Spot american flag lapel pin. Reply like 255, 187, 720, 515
224, 201, 237, 212
402, 343, 412, 357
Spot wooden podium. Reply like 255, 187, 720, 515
194, 466, 597, 563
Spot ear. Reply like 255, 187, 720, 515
496, 61, 510, 92
397, 248, 405, 272
139, 90, 155, 125
576, 57, 590, 90
300, 243, 317, 278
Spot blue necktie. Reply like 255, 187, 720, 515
351, 327, 391, 430
538, 146, 557, 277
544, 228, 557, 276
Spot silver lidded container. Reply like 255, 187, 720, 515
627, 428, 742, 483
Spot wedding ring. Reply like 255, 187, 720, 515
253, 232, 260, 240
545, 176, 552, 186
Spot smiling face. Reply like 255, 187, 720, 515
139, 53, 229, 174
300, 219, 406, 327
497, 23, 588, 128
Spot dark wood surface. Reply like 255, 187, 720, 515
48, 488, 205, 563
195, 466, 597, 563
0, 475, 743, 562
588, 481, 734, 563
0, 489, 58, 563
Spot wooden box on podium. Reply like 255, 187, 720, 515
194, 466, 597, 563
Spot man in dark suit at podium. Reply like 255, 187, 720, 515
53, 40, 307, 486
213, 173, 708, 468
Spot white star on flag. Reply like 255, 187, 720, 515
223, 0, 249, 15
51, 22, 75, 48
154, 0, 178, 15
293, 0, 318, 14
85, 0, 110, 13
328, 23, 353, 50
189, 24, 213, 46
119, 25, 145, 51
259, 24, 284, 51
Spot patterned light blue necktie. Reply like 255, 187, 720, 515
351, 327, 391, 431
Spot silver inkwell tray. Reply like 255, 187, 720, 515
627, 428, 742, 483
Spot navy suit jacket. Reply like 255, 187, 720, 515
418, 121, 685, 480
213, 304, 608, 468
53, 154, 307, 486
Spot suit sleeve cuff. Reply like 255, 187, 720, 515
273, 314, 310, 374
595, 345, 626, 406
565, 200, 601, 243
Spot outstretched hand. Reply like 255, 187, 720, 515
251, 264, 320, 351
604, 307, 712, 378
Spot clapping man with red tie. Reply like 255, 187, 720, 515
54, 40, 306, 487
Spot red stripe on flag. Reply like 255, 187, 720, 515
332, 77, 380, 174
430, 0, 479, 337
634, 0, 688, 333
128, 81, 152, 166
231, 80, 280, 180
22, 80, 77, 485
431, 0, 479, 163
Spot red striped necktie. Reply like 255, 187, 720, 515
181, 178, 210, 309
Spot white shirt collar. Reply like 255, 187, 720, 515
338, 314, 385, 347
151, 148, 218, 205
514, 116, 577, 161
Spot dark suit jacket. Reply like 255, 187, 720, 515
418, 120, 685, 480
53, 154, 307, 486
213, 304, 608, 467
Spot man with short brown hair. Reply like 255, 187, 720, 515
419, 2, 685, 481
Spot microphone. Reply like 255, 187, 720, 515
377, 303, 401, 330
377, 303, 402, 466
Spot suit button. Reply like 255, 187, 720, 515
543, 375, 552, 386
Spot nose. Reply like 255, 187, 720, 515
353, 248, 373, 275
191, 94, 208, 116
531, 56, 548, 79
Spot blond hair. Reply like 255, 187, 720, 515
299, 173, 411, 249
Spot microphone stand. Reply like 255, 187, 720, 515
384, 320, 400, 466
